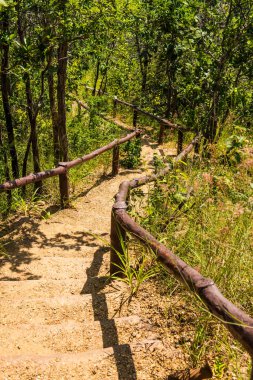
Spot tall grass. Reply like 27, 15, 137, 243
129, 134, 253, 378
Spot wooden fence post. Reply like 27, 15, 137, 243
110, 210, 127, 277
113, 97, 117, 118
133, 106, 138, 129
58, 162, 69, 208
112, 145, 120, 176
158, 123, 165, 144
194, 140, 200, 155
177, 130, 184, 155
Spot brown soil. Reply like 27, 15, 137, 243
0, 137, 193, 379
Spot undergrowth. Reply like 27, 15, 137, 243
0, 110, 124, 219
126, 130, 253, 379
110, 232, 159, 295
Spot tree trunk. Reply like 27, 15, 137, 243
141, 58, 148, 94
0, 11, 19, 179
205, 90, 219, 143
165, 57, 177, 119
48, 61, 60, 165
21, 131, 32, 197
135, 29, 148, 97
165, 84, 172, 119
99, 66, 107, 94
16, 2, 42, 194
92, 59, 100, 96
57, 40, 69, 162
102, 74, 108, 94
24, 73, 42, 194
0, 124, 12, 214
57, 38, 69, 207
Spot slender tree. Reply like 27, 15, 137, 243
0, 9, 19, 179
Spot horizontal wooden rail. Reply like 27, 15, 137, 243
75, 99, 133, 131
84, 84, 188, 131
114, 97, 187, 131
0, 130, 141, 198
84, 84, 189, 146
110, 135, 253, 374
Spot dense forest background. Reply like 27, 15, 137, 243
0, 0, 252, 208
0, 2, 253, 377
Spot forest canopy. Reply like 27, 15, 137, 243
0, 0, 252, 208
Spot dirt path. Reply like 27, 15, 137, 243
0, 137, 188, 379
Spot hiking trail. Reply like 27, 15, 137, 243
0, 136, 189, 380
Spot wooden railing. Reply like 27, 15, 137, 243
2, 86, 252, 374
0, 130, 141, 207
84, 85, 188, 151
75, 98, 133, 132
110, 135, 253, 378
0, 83, 191, 206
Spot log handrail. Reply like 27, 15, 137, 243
0, 130, 142, 206
110, 135, 253, 374
78, 94, 185, 148
85, 85, 190, 136
114, 97, 187, 131
75, 98, 134, 131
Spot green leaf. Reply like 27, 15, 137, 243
0, 0, 7, 7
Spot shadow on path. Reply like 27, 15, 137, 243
81, 247, 137, 380
0, 218, 107, 280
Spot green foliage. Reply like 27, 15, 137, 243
67, 111, 122, 187
120, 137, 142, 169
85, 95, 110, 116
11, 188, 43, 216
110, 231, 159, 295
143, 164, 253, 307
213, 356, 226, 379
40, 210, 52, 220
224, 134, 247, 165
153, 152, 166, 173
0, 0, 7, 7
1, 0, 253, 216
131, 134, 253, 377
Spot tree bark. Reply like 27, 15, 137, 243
92, 59, 100, 96
0, 124, 12, 213
135, 29, 147, 95
24, 74, 41, 174
57, 40, 69, 162
48, 52, 60, 165
165, 46, 178, 119
57, 38, 69, 206
21, 131, 32, 197
0, 10, 19, 179
16, 2, 42, 194
23, 74, 42, 194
